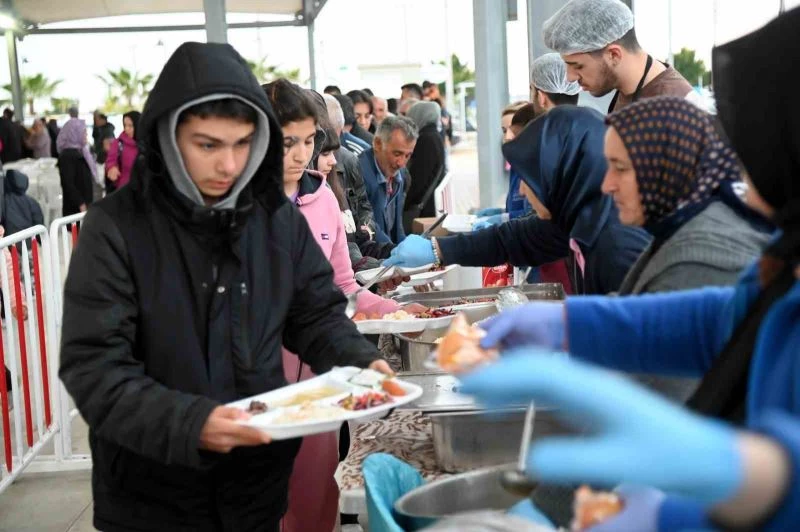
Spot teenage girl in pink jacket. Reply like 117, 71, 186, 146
265, 80, 421, 532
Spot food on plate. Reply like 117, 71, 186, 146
417, 307, 455, 319
348, 368, 406, 396
381, 310, 415, 320
338, 391, 393, 410
435, 313, 498, 373
348, 368, 386, 389
352, 310, 413, 321
271, 402, 347, 425
381, 379, 407, 396
571, 486, 623, 530
352, 308, 454, 322
273, 386, 345, 407
246, 400, 269, 415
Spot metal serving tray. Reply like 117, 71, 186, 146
392, 283, 565, 307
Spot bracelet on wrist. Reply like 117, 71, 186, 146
431, 237, 442, 266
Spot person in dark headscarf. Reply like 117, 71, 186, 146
385, 105, 650, 294
605, 96, 772, 296
469, 8, 800, 531
403, 100, 446, 229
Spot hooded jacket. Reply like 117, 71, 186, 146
438, 107, 651, 295
58, 42, 380, 532
2, 169, 44, 237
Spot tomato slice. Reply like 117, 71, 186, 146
381, 379, 407, 396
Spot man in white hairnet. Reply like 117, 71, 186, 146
543, 0, 705, 113
530, 53, 582, 115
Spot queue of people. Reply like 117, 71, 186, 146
48, 0, 800, 530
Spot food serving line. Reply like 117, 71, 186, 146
336, 278, 568, 525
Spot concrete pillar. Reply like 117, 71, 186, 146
6, 31, 23, 122
472, 0, 509, 208
203, 0, 228, 44
307, 21, 317, 90
526, 0, 568, 72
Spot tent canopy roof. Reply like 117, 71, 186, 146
12, 0, 305, 25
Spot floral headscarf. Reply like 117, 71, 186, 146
605, 96, 741, 238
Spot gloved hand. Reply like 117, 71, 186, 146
587, 486, 665, 532
472, 213, 508, 231
383, 235, 435, 268
479, 302, 566, 350
475, 207, 505, 217
459, 351, 743, 505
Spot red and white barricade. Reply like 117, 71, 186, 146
0, 212, 88, 494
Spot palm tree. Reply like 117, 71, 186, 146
2, 73, 62, 115
96, 68, 154, 112
246, 57, 300, 84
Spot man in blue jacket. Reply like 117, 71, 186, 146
358, 116, 418, 244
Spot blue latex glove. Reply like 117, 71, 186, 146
587, 486, 666, 532
507, 499, 556, 528
459, 351, 743, 505
383, 234, 436, 268
471, 214, 506, 231
475, 207, 505, 217
479, 302, 566, 350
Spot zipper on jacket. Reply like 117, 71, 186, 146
239, 282, 251, 364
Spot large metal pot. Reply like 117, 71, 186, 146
393, 465, 527, 530
430, 408, 574, 472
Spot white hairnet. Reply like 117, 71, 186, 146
543, 0, 635, 55
531, 53, 581, 95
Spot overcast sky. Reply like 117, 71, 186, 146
0, 0, 795, 117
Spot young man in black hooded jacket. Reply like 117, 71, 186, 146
58, 42, 391, 532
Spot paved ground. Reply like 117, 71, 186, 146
0, 135, 483, 532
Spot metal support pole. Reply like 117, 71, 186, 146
473, 0, 509, 208
203, 0, 227, 44
526, 0, 568, 73
6, 31, 23, 122
307, 20, 316, 90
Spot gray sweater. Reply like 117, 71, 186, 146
619, 201, 771, 402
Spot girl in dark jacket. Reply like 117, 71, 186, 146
386, 106, 651, 295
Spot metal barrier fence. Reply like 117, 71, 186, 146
0, 212, 88, 494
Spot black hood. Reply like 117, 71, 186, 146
4, 169, 28, 195
137, 42, 285, 212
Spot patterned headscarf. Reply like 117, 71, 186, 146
605, 96, 741, 238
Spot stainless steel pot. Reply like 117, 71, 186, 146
393, 465, 526, 530
429, 408, 573, 473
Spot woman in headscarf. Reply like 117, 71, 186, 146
104, 110, 141, 192
605, 96, 771, 296
470, 8, 800, 530
601, 96, 773, 402
386, 105, 652, 295
56, 117, 96, 215
403, 100, 445, 230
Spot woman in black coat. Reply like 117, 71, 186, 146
58, 149, 94, 215
404, 100, 445, 230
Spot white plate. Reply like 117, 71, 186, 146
355, 264, 457, 286
228, 367, 423, 440
442, 214, 477, 233
355, 264, 435, 284
354, 313, 456, 334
